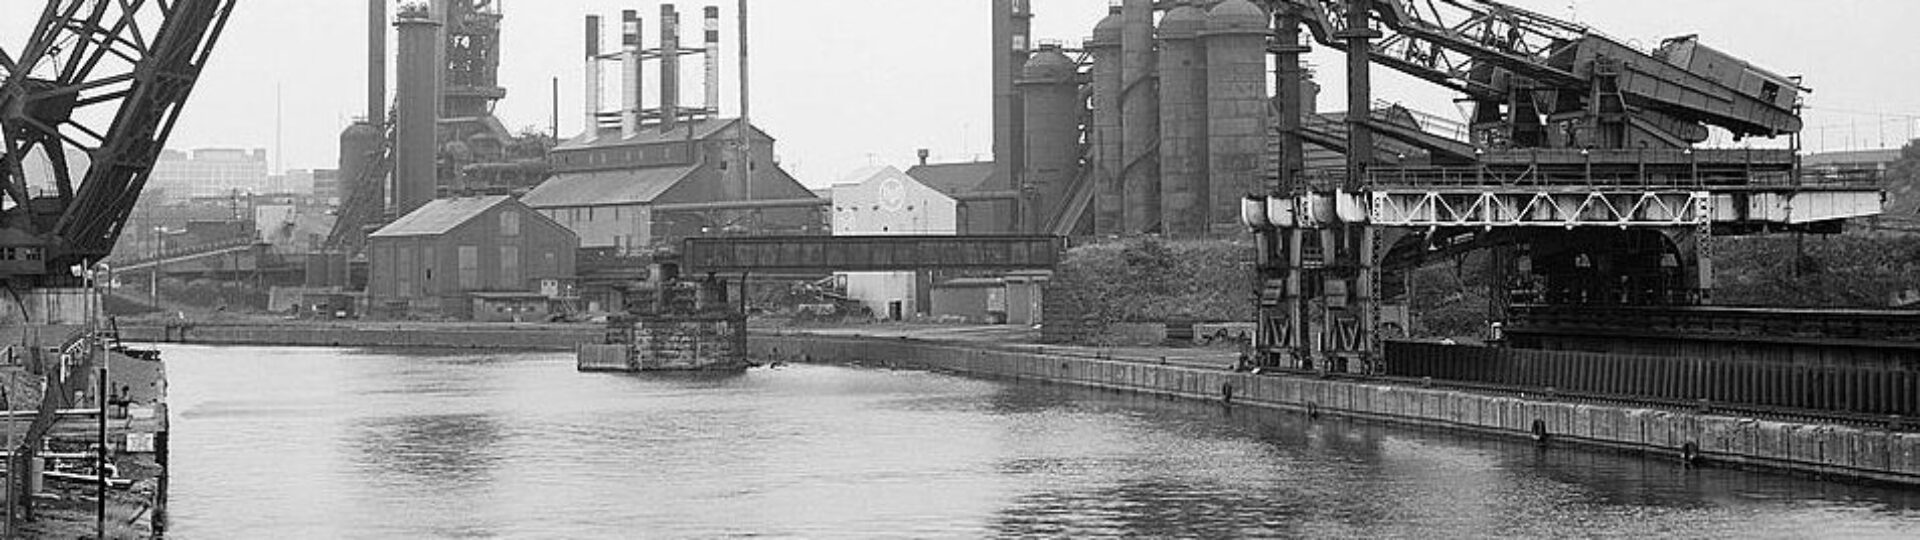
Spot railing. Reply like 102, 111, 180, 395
114, 235, 260, 268
1510, 306, 1920, 346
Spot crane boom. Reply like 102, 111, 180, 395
0, 0, 238, 284
1281, 0, 1804, 151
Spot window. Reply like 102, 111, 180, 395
458, 246, 479, 289
543, 251, 558, 277
500, 211, 520, 237
499, 246, 521, 289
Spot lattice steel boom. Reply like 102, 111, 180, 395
0, 0, 237, 284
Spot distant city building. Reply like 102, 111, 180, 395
311, 169, 343, 203
150, 148, 270, 199
265, 169, 321, 195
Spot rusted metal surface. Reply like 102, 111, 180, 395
681, 235, 1065, 274
1510, 306, 1920, 348
1387, 341, 1920, 419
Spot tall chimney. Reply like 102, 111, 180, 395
584, 15, 602, 140
394, 7, 444, 217
368, 0, 387, 125
704, 6, 721, 117
660, 4, 681, 130
621, 10, 643, 138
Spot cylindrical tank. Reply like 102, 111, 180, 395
1204, 0, 1270, 234
337, 121, 383, 206
1018, 43, 1082, 234
394, 8, 444, 217
1157, 3, 1208, 237
1088, 8, 1124, 236
1120, 0, 1159, 234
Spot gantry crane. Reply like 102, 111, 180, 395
0, 0, 239, 285
1276, 0, 1805, 173
1247, 0, 1875, 373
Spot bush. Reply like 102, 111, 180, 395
1714, 233, 1920, 307
1046, 237, 1255, 343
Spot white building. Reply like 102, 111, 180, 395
831, 166, 958, 319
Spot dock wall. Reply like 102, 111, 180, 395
754, 333, 1920, 486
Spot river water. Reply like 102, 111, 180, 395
160, 345, 1920, 538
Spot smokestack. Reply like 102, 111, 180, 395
394, 7, 443, 217
369, 0, 387, 125
621, 10, 643, 138
660, 4, 681, 130
704, 6, 721, 117
584, 15, 602, 140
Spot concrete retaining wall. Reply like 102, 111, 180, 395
120, 324, 599, 351
754, 333, 1920, 486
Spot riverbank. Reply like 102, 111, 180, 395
753, 329, 1920, 487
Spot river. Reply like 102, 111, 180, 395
160, 345, 1920, 538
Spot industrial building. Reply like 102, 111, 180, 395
530, 5, 824, 258
525, 118, 822, 254
829, 166, 959, 318
988, 0, 1302, 237
365, 195, 578, 318
900, 158, 1020, 235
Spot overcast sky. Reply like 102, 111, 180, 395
18, 0, 1920, 185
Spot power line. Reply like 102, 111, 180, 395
1803, 105, 1920, 119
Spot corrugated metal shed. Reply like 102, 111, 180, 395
520, 165, 700, 208
371, 196, 513, 238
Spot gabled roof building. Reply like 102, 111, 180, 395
367, 196, 578, 317
524, 118, 827, 254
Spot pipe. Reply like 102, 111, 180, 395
621, 10, 642, 138
738, 0, 752, 202
1121, 0, 1160, 234
1344, 0, 1374, 190
584, 14, 601, 140
660, 4, 681, 130
704, 6, 720, 117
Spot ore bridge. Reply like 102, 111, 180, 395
700, 0, 1908, 429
